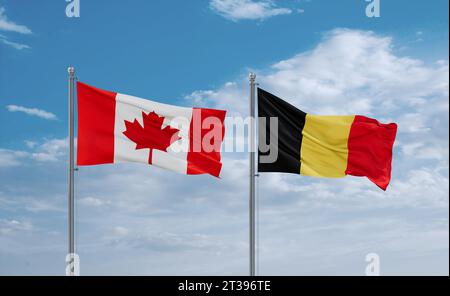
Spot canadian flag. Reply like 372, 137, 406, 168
76, 82, 226, 177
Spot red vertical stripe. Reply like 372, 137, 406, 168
76, 82, 116, 165
345, 115, 397, 190
187, 108, 226, 177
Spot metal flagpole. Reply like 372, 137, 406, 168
67, 66, 75, 276
249, 72, 256, 276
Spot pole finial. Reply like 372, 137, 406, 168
68, 66, 75, 75
249, 72, 256, 82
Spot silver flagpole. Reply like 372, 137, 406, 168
249, 72, 256, 276
67, 66, 75, 276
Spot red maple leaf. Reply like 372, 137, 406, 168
123, 111, 181, 164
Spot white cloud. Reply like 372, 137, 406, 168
401, 141, 449, 161
6, 105, 57, 120
397, 113, 430, 133
260, 29, 447, 116
0, 7, 32, 34
0, 6, 32, 50
107, 228, 226, 253
0, 219, 32, 235
31, 138, 68, 162
79, 196, 108, 207
186, 29, 448, 119
415, 31, 424, 42
25, 198, 65, 213
0, 149, 28, 167
210, 0, 291, 21
0, 35, 30, 50
24, 140, 37, 149
112, 226, 129, 237
0, 138, 68, 167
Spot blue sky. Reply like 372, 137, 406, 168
0, 0, 449, 275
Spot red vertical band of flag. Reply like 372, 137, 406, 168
345, 115, 398, 190
187, 108, 227, 177
77, 82, 117, 165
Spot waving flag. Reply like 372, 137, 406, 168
76, 82, 226, 177
258, 88, 397, 190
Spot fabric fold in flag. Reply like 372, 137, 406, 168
76, 82, 226, 177
258, 88, 397, 190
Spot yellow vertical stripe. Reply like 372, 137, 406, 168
300, 115, 355, 178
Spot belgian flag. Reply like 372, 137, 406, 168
258, 88, 398, 190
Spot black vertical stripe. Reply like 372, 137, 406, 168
257, 88, 306, 174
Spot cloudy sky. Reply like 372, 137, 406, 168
0, 0, 448, 275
